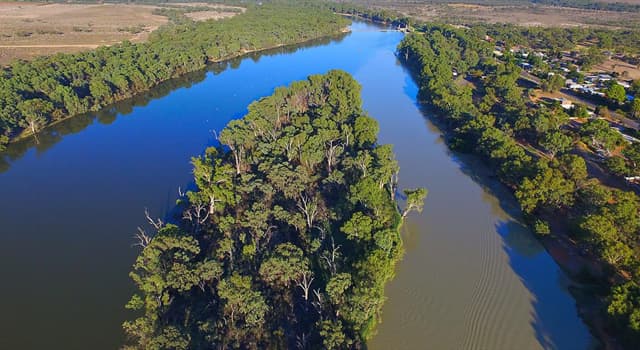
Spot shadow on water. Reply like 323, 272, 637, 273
401, 68, 597, 348
0, 34, 348, 174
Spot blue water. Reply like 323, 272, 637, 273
0, 22, 594, 349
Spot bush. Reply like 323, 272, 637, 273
533, 219, 551, 236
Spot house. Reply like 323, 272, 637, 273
560, 98, 573, 109
555, 98, 574, 110
618, 81, 631, 89
518, 62, 532, 70
598, 74, 612, 81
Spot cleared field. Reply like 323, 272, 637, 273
181, 4, 245, 21
367, 1, 640, 28
0, 2, 167, 64
591, 58, 640, 80
185, 10, 239, 22
0, 2, 243, 65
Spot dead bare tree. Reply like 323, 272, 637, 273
144, 208, 163, 230
297, 192, 319, 231
183, 201, 209, 233
132, 208, 164, 248
320, 236, 341, 275
325, 139, 342, 173
296, 332, 309, 350
296, 271, 314, 302
132, 227, 152, 248
311, 288, 324, 315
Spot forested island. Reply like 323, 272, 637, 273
123, 70, 425, 349
0, 3, 348, 150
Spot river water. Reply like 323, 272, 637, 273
0, 22, 594, 349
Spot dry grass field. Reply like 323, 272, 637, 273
0, 2, 243, 65
181, 3, 246, 22
368, 1, 640, 28
592, 58, 640, 80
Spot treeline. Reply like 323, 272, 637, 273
531, 0, 640, 13
0, 3, 349, 151
124, 70, 426, 349
398, 24, 640, 345
361, 0, 640, 13
472, 23, 640, 54
327, 1, 640, 52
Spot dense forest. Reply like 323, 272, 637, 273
0, 3, 348, 151
123, 70, 426, 349
397, 23, 640, 345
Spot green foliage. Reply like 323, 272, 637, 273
125, 71, 422, 348
402, 188, 428, 218
541, 74, 565, 93
606, 156, 629, 177
0, 4, 348, 145
516, 163, 575, 214
609, 282, 640, 333
533, 219, 551, 236
623, 142, 640, 175
397, 20, 640, 343
570, 104, 589, 119
606, 83, 628, 104
539, 131, 573, 158
631, 97, 640, 119
580, 118, 624, 155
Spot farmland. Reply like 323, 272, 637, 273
359, 0, 640, 29
0, 2, 243, 65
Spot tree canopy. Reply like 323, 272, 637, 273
0, 3, 348, 150
124, 70, 425, 349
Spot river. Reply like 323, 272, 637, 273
0, 22, 594, 349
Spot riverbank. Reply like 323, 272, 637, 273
1, 4, 350, 150
8, 29, 351, 145
0, 21, 595, 349
399, 53, 620, 349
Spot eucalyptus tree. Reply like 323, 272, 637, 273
125, 71, 426, 348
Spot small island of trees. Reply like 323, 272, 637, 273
123, 70, 426, 349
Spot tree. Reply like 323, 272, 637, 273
341, 212, 374, 241
125, 71, 422, 348
606, 156, 629, 176
17, 99, 53, 137
542, 74, 565, 93
596, 105, 611, 119
570, 104, 589, 119
218, 273, 269, 331
608, 281, 640, 332
606, 83, 627, 105
124, 225, 222, 347
516, 164, 575, 214
623, 142, 640, 175
558, 154, 588, 186
580, 118, 623, 155
259, 243, 308, 289
402, 188, 427, 218
539, 131, 573, 158
631, 96, 640, 119
0, 134, 8, 152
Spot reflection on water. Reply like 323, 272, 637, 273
0, 22, 594, 350
358, 47, 595, 349
0, 35, 345, 174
